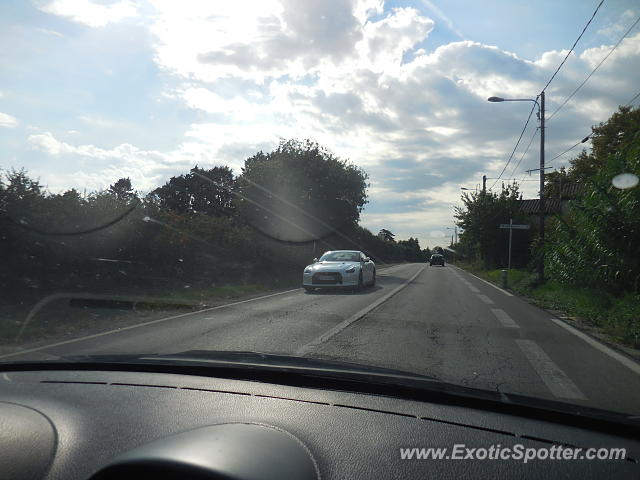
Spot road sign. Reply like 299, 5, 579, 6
499, 219, 531, 271
500, 224, 530, 230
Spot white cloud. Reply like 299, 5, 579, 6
39, 0, 138, 27
0, 112, 18, 128
26, 131, 248, 192
37, 28, 64, 37
18, 2, 640, 247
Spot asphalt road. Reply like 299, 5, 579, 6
4, 263, 640, 415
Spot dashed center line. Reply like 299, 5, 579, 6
516, 339, 586, 400
468, 285, 480, 293
491, 309, 519, 328
476, 294, 494, 305
296, 266, 425, 354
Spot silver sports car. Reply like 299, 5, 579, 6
302, 250, 376, 292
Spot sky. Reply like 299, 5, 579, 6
1, 0, 639, 248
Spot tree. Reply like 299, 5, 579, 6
455, 184, 530, 269
148, 166, 235, 217
378, 229, 395, 242
235, 139, 368, 242
545, 108, 640, 295
397, 237, 423, 262
108, 178, 135, 202
545, 106, 640, 193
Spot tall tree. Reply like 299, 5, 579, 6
546, 108, 640, 294
455, 184, 530, 269
108, 178, 136, 201
235, 139, 368, 242
378, 229, 395, 242
148, 166, 235, 217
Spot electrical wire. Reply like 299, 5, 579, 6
626, 90, 640, 106
547, 88, 640, 163
509, 128, 538, 178
548, 14, 640, 121
541, 0, 605, 93
489, 102, 537, 190
548, 137, 590, 163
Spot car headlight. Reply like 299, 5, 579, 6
304, 266, 313, 273
345, 266, 356, 273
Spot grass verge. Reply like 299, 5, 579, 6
0, 282, 288, 346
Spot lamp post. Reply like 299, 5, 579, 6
488, 92, 545, 283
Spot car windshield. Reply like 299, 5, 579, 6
319, 252, 361, 262
1, 0, 640, 420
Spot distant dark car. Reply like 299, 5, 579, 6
430, 254, 445, 266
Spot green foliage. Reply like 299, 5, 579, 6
148, 166, 235, 217
378, 228, 395, 242
454, 184, 532, 269
235, 139, 368, 242
545, 110, 640, 294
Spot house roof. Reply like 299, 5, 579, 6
519, 198, 561, 215
560, 182, 583, 199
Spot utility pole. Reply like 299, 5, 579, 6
538, 91, 545, 284
488, 92, 545, 283
482, 175, 486, 193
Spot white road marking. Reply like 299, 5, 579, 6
468, 285, 480, 293
451, 266, 514, 297
297, 267, 425, 354
550, 318, 640, 376
491, 309, 519, 328
476, 294, 494, 305
0, 288, 301, 360
516, 339, 586, 400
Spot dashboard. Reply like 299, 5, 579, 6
1, 367, 638, 479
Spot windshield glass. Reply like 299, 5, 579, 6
319, 252, 361, 262
1, 0, 640, 419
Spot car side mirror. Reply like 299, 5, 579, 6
313, 258, 318, 263
363, 257, 370, 262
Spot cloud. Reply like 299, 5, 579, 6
26, 130, 257, 192
37, 28, 64, 37
0, 112, 18, 128
598, 9, 636, 39
39, 0, 138, 27
17, 2, 640, 247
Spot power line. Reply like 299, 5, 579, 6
489, 102, 537, 190
541, 0, 605, 93
509, 127, 538, 178
547, 89, 640, 163
488, 2, 605, 191
627, 90, 640, 106
549, 136, 591, 163
548, 14, 640, 121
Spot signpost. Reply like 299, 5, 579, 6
499, 219, 530, 271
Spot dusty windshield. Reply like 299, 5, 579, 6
1, 0, 639, 417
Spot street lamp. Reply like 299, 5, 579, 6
488, 92, 545, 283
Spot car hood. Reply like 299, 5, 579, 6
306, 261, 360, 272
